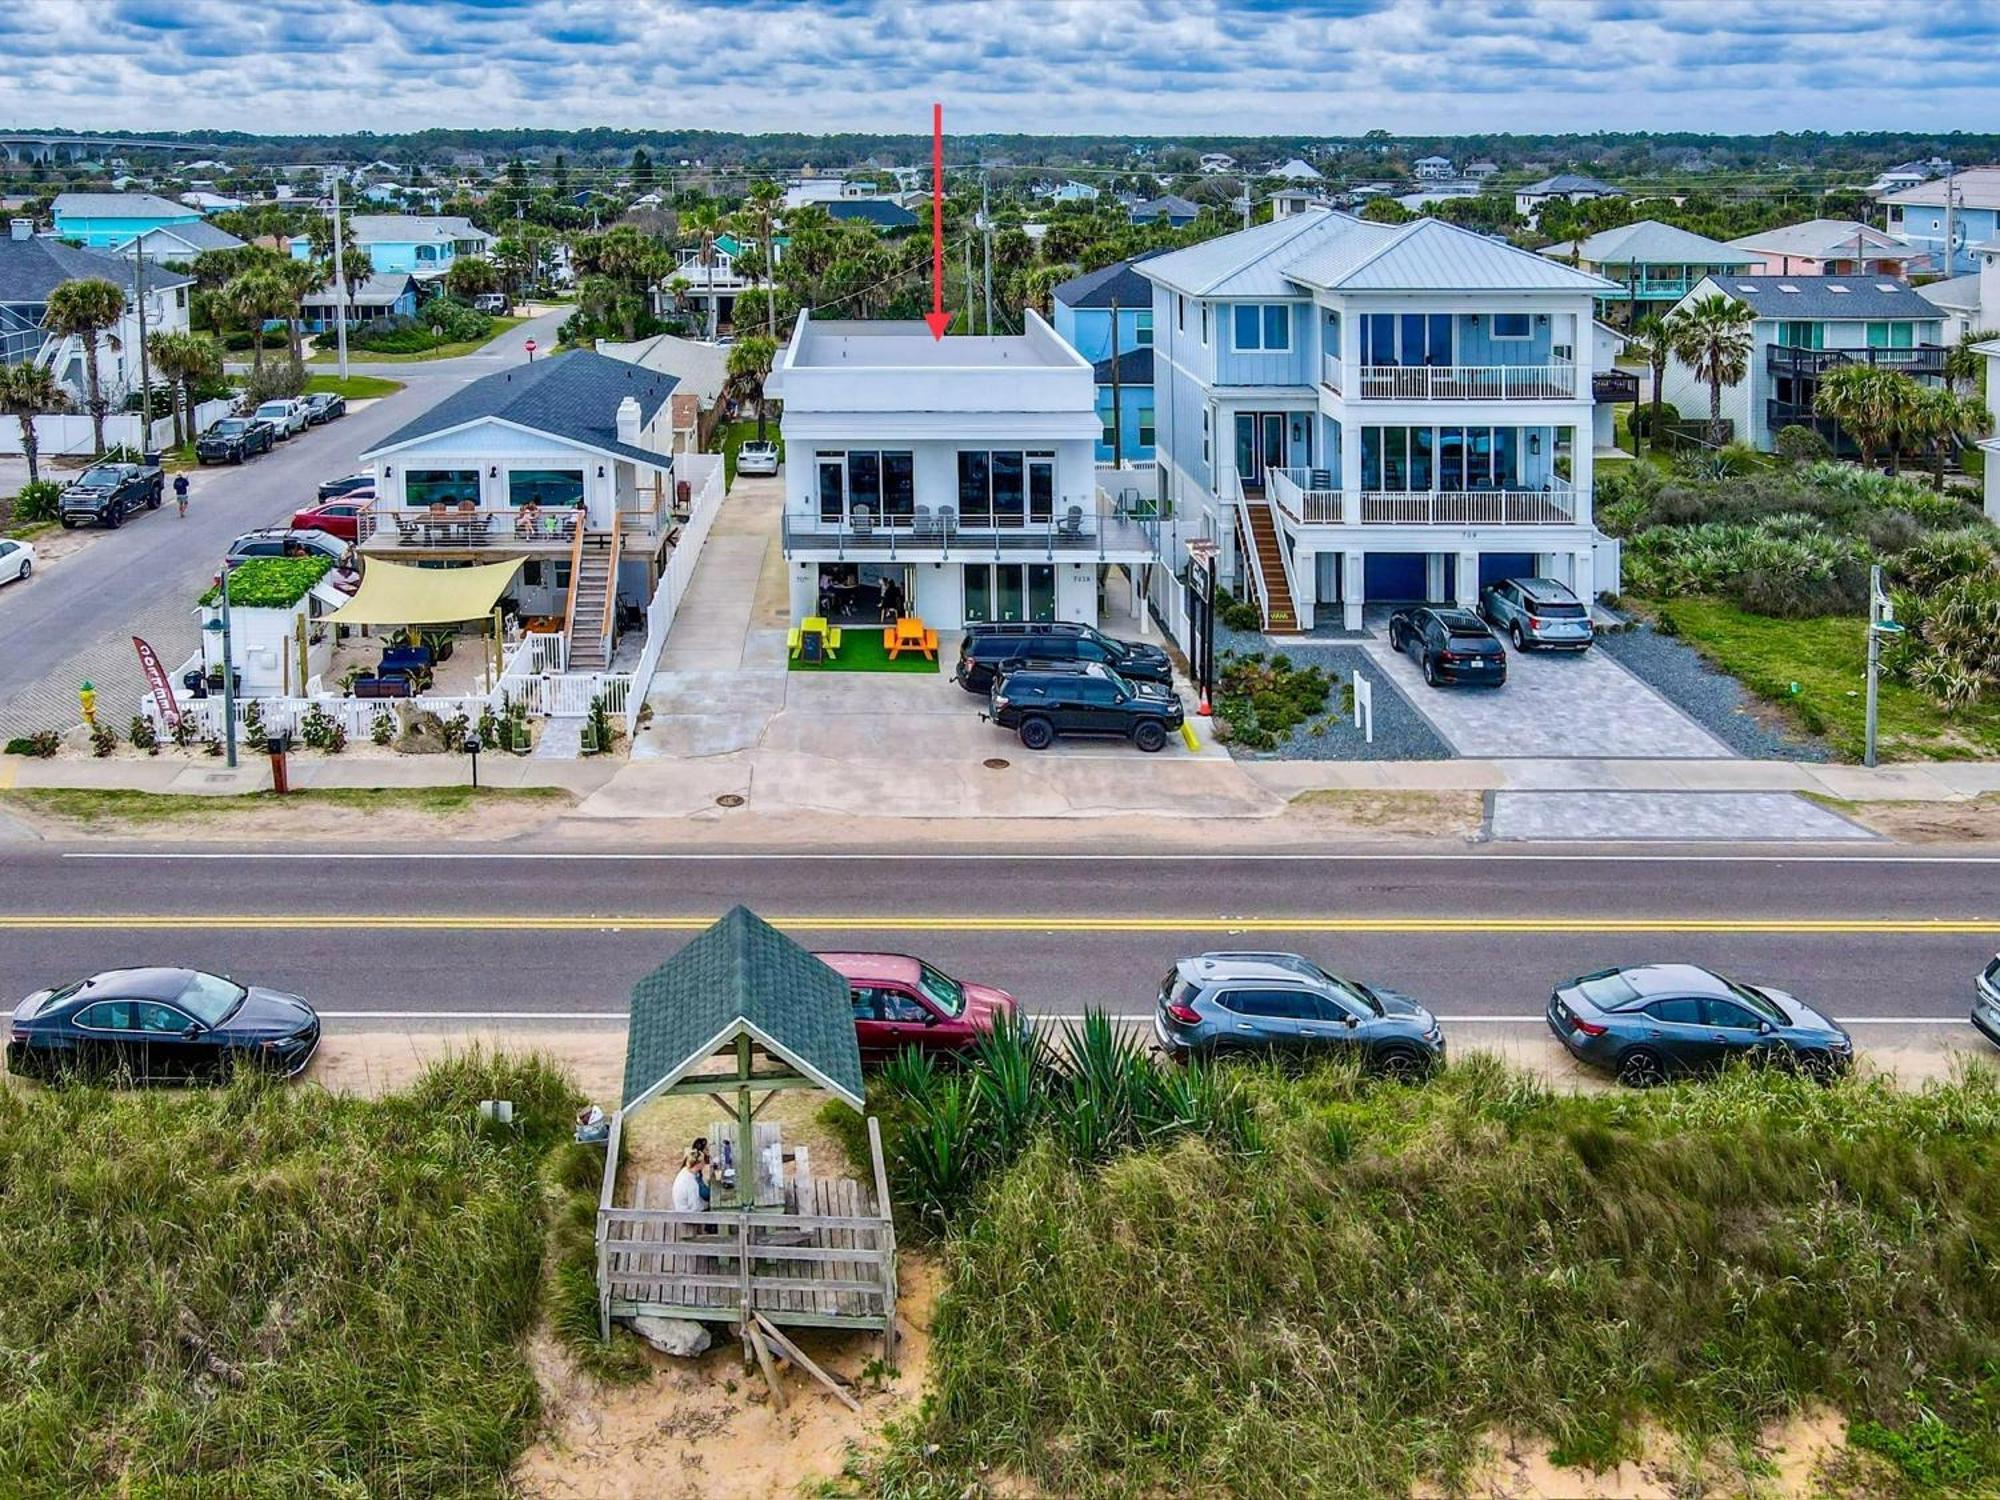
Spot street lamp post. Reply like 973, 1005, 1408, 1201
1864, 563, 1904, 770
203, 562, 241, 768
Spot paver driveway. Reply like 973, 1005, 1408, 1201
1361, 634, 1731, 759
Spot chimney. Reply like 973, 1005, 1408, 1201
615, 395, 642, 448
9, 218, 32, 242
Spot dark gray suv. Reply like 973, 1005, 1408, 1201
1154, 951, 1444, 1076
1480, 576, 1594, 652
1547, 963, 1852, 1086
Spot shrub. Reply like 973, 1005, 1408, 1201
127, 714, 158, 755
1623, 517, 1872, 617
170, 715, 200, 749
5, 729, 61, 758
9, 479, 63, 525
89, 722, 117, 757
241, 699, 266, 742
441, 711, 471, 753
298, 703, 346, 752
235, 363, 306, 405
370, 709, 394, 746
1214, 650, 1331, 751
1887, 528, 2000, 593
1774, 424, 1832, 465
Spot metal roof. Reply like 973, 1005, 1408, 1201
50, 192, 197, 219
345, 214, 490, 246
1519, 173, 1621, 196
363, 350, 677, 467
1543, 220, 1757, 269
1135, 209, 1358, 297
1723, 219, 1916, 260
1881, 167, 2000, 210
0, 235, 193, 303
621, 906, 864, 1113
1701, 275, 1943, 320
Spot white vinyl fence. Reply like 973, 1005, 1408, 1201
623, 451, 725, 735
0, 400, 236, 459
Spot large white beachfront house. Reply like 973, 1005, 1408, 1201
766, 311, 1165, 631
1138, 208, 1626, 631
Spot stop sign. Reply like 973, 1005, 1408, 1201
524, 339, 538, 354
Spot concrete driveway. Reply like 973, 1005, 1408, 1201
1361, 632, 1731, 759
0, 308, 569, 736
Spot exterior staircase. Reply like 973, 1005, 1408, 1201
564, 531, 617, 670
1239, 496, 1300, 633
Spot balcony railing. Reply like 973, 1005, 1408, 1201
780, 498, 1162, 560
1267, 468, 1579, 527
1592, 369, 1641, 403
1766, 344, 1949, 379
356, 502, 582, 551
1355, 362, 1577, 401
1320, 351, 1342, 394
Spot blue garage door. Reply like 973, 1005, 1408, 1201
1364, 552, 1429, 603
1479, 552, 1538, 591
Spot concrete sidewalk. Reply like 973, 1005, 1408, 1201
1242, 757, 2000, 803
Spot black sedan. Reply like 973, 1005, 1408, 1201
1388, 606, 1507, 687
7, 967, 320, 1084
195, 416, 277, 465
301, 392, 347, 424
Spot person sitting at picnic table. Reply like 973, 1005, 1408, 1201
671, 1137, 715, 1212
516, 499, 541, 537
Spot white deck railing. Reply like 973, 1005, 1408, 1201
1269, 467, 1344, 525
1355, 362, 1578, 401
1320, 352, 1342, 394
1266, 470, 1581, 528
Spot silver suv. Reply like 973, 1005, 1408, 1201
1153, 951, 1444, 1076
1480, 576, 1594, 652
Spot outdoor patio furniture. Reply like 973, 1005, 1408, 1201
394, 515, 422, 544
911, 505, 935, 538
851, 505, 873, 540
937, 505, 955, 538
885, 616, 938, 661
788, 616, 843, 662
352, 675, 412, 699
1057, 504, 1085, 541
380, 644, 433, 676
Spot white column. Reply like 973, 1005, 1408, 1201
1132, 565, 1149, 635
1424, 553, 1447, 603
1294, 547, 1316, 631
1455, 547, 1479, 608
1573, 547, 1596, 603
1338, 417, 1363, 495
1342, 549, 1364, 631
1570, 422, 1594, 528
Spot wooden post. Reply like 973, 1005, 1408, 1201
867, 1115, 898, 1365
735, 1034, 754, 1211
747, 1318, 788, 1411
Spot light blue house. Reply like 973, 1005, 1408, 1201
1137, 208, 1625, 631
1882, 169, 2000, 275
1052, 254, 1161, 465
50, 191, 204, 250
290, 214, 494, 281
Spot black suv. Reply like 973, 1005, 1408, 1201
987, 663, 1184, 752
1388, 606, 1507, 688
955, 622, 1172, 694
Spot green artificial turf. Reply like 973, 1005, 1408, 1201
786, 626, 942, 674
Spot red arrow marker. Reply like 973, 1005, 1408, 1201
925, 102, 950, 340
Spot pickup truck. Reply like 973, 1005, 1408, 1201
59, 461, 166, 529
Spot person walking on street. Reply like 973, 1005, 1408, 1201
173, 474, 190, 519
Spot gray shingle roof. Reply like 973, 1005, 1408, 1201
1704, 275, 1946, 320
363, 350, 679, 467
0, 235, 193, 304
1519, 173, 1620, 196
301, 271, 417, 310
346, 214, 491, 246
1091, 346, 1154, 384
51, 192, 197, 220
824, 199, 917, 229
134, 220, 245, 253
621, 906, 864, 1112
1129, 194, 1200, 221
1053, 249, 1169, 309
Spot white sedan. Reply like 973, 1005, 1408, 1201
0, 537, 34, 585
736, 441, 780, 477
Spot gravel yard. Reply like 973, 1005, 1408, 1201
1596, 622, 1831, 762
1214, 640, 1452, 761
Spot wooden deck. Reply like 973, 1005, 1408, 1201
595, 1112, 897, 1340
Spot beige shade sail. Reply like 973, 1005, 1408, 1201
325, 557, 521, 627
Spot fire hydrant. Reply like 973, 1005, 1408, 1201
78, 680, 97, 729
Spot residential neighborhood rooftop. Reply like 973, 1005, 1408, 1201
1539, 219, 1757, 267
781, 315, 1089, 371
344, 213, 489, 243
1090, 346, 1154, 385
1052, 249, 1168, 309
362, 349, 679, 465
1520, 173, 1621, 196
1723, 218, 1919, 260
49, 191, 196, 218
0, 234, 193, 301
1879, 166, 2000, 208
823, 199, 918, 229
1698, 274, 1942, 319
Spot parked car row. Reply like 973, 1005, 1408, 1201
11, 949, 1998, 1089
956, 621, 1184, 753
1388, 576, 1595, 690
195, 394, 344, 467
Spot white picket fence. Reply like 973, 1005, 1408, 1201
623, 451, 725, 736
157, 692, 498, 744
0, 399, 235, 459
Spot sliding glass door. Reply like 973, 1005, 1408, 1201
962, 564, 1056, 623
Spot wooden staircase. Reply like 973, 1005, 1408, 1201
1240, 497, 1300, 633
564, 530, 618, 671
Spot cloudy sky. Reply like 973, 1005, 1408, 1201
1, 0, 1992, 138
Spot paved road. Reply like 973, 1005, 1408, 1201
0, 849, 1992, 1038
0, 309, 568, 737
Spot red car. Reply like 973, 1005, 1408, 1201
290, 497, 371, 541
814, 952, 1022, 1061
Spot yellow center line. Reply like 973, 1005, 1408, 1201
0, 914, 1994, 934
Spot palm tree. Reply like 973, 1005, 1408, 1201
1908, 383, 1991, 490
491, 236, 533, 302
0, 361, 65, 485
1664, 293, 1755, 448
740, 180, 783, 341
726, 335, 778, 440
274, 256, 324, 367
681, 197, 725, 340
1812, 363, 1897, 470
1625, 313, 1673, 455
44, 277, 127, 454
225, 268, 289, 376
149, 330, 223, 450
1945, 328, 2000, 393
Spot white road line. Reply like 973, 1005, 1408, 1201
57, 851, 2000, 865
313, 1010, 1973, 1025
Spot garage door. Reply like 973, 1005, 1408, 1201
1479, 552, 1538, 591
1364, 552, 1429, 603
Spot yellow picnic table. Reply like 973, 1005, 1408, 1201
788, 616, 842, 661
885, 615, 939, 660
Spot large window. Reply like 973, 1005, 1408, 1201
957, 450, 1054, 526
1232, 303, 1291, 352
815, 450, 914, 523
1778, 321, 1824, 350
1133, 309, 1154, 347
405, 468, 480, 507
1866, 321, 1915, 349
1362, 426, 1540, 491
1138, 398, 1156, 450
1362, 313, 1452, 367
1490, 313, 1532, 340
507, 468, 584, 507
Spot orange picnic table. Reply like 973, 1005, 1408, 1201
885, 615, 939, 660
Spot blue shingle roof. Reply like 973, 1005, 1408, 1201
1091, 347, 1154, 385
1054, 250, 1169, 310
364, 350, 679, 466
824, 200, 917, 230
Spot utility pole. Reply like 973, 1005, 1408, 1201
331, 175, 350, 380
980, 168, 993, 336
1864, 564, 1904, 769
130, 238, 152, 439
220, 565, 238, 770
1109, 296, 1124, 472
963, 233, 974, 335
1941, 172, 1959, 278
